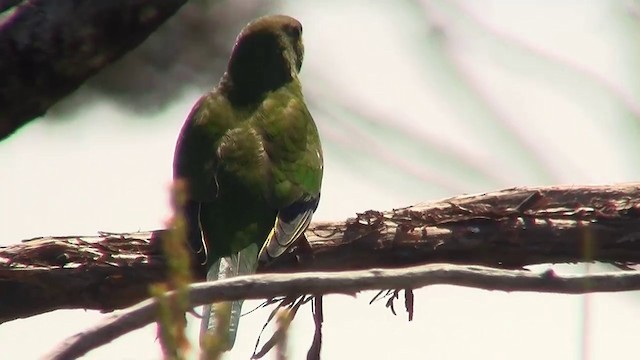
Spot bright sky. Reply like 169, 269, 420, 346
2, 1, 640, 359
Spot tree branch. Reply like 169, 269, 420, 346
2, 183, 640, 323
43, 264, 640, 360
0, 0, 186, 139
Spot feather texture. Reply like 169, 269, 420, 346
259, 195, 319, 262
173, 15, 322, 352
201, 243, 259, 348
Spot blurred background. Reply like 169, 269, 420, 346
2, 0, 640, 359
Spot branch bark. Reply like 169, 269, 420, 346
43, 264, 640, 360
2, 183, 640, 323
0, 0, 186, 139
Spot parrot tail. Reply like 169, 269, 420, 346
200, 243, 259, 350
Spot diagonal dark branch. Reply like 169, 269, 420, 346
2, 183, 640, 323
43, 264, 640, 360
0, 1, 23, 13
0, 0, 186, 139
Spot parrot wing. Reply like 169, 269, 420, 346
174, 92, 234, 268
258, 195, 319, 262
256, 97, 323, 263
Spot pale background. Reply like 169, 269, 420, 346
2, 0, 640, 359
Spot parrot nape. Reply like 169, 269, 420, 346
173, 15, 323, 350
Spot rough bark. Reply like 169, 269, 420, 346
0, 0, 186, 139
1, 183, 640, 323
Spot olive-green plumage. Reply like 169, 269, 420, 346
173, 15, 322, 349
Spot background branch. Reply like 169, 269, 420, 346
44, 264, 640, 360
2, 183, 640, 323
0, 0, 186, 139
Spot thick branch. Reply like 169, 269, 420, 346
44, 264, 640, 360
0, 0, 186, 139
2, 183, 640, 322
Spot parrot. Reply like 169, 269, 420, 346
172, 14, 323, 350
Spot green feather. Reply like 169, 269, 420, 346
173, 15, 322, 350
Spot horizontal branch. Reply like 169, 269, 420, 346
2, 183, 640, 322
0, 0, 186, 139
43, 263, 640, 360
291, 183, 640, 271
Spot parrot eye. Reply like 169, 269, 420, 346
284, 24, 302, 40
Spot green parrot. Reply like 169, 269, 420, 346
173, 15, 323, 350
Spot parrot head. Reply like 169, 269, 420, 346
225, 15, 305, 103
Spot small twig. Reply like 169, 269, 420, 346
307, 295, 323, 360
252, 296, 311, 359
404, 289, 414, 321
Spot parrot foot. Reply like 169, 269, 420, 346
294, 234, 314, 263
258, 234, 314, 270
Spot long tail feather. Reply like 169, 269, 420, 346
201, 243, 259, 350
